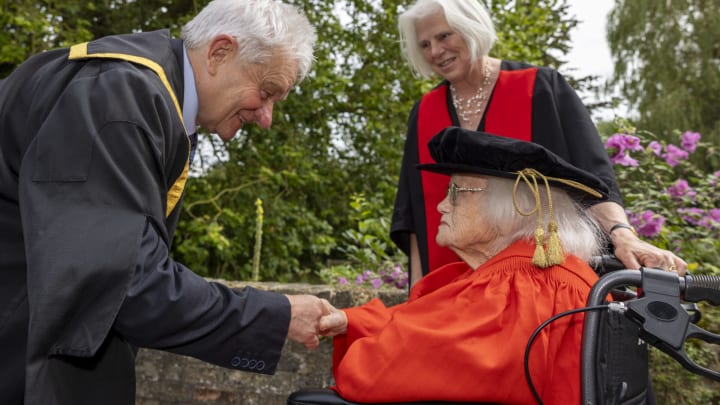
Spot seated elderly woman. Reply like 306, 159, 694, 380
318, 127, 610, 404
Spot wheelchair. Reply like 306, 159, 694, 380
288, 256, 720, 405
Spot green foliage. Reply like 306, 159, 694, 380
2, 0, 587, 282
173, 155, 338, 281
319, 194, 408, 290
338, 194, 401, 269
602, 119, 720, 401
649, 344, 720, 403
489, 0, 575, 67
175, 0, 585, 282
604, 119, 720, 273
607, 0, 720, 148
0, 0, 201, 78
0, 1, 89, 77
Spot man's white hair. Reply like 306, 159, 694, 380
181, 0, 317, 81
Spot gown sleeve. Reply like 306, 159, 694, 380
390, 101, 422, 257
114, 219, 289, 374
531, 68, 622, 204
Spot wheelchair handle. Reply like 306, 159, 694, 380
587, 255, 720, 306
583, 268, 720, 404
584, 268, 720, 307
588, 255, 626, 276
685, 273, 720, 305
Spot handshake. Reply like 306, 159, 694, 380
285, 295, 349, 349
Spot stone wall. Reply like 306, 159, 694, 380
135, 281, 406, 405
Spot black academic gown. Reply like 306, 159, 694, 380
391, 60, 622, 279
0, 30, 290, 404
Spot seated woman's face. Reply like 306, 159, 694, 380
436, 175, 498, 255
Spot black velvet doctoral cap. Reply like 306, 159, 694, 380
417, 127, 610, 201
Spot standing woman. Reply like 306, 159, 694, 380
390, 0, 686, 286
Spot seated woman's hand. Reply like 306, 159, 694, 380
318, 299, 348, 337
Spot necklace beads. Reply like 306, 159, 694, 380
450, 59, 492, 124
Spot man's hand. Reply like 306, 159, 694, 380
284, 294, 327, 350
318, 299, 348, 337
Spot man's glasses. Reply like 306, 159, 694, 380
446, 182, 485, 205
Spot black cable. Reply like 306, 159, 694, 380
523, 304, 610, 405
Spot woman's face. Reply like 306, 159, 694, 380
415, 11, 472, 82
436, 175, 498, 256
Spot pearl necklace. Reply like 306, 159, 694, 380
450, 59, 492, 124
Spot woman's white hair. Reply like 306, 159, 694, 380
481, 176, 606, 263
181, 0, 317, 81
398, 0, 497, 78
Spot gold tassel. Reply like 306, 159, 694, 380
546, 221, 564, 266
515, 168, 571, 269
531, 227, 548, 267
515, 171, 551, 268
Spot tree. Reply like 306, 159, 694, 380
0, 1, 200, 78
175, 0, 586, 281
1, 0, 584, 281
607, 0, 720, 146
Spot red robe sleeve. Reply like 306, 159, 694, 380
330, 240, 597, 405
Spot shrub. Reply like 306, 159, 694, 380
604, 119, 720, 402
604, 120, 720, 274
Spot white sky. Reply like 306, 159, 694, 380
565, 0, 614, 79
565, 0, 628, 120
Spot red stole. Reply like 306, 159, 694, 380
417, 67, 537, 272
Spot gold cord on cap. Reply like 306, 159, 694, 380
513, 169, 601, 268
513, 171, 550, 267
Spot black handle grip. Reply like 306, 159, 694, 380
588, 254, 627, 275
684, 274, 720, 305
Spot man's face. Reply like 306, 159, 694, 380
194, 35, 298, 141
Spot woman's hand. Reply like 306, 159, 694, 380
590, 201, 688, 275
610, 227, 688, 275
318, 299, 348, 337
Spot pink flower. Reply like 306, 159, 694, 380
698, 216, 715, 229
662, 144, 689, 167
680, 131, 701, 153
678, 208, 705, 226
667, 179, 696, 200
606, 134, 644, 166
629, 210, 665, 237
606, 134, 643, 153
605, 133, 627, 152
624, 135, 644, 152
610, 152, 639, 167
648, 141, 663, 157
709, 208, 720, 222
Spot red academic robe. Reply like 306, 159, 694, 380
331, 240, 598, 404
